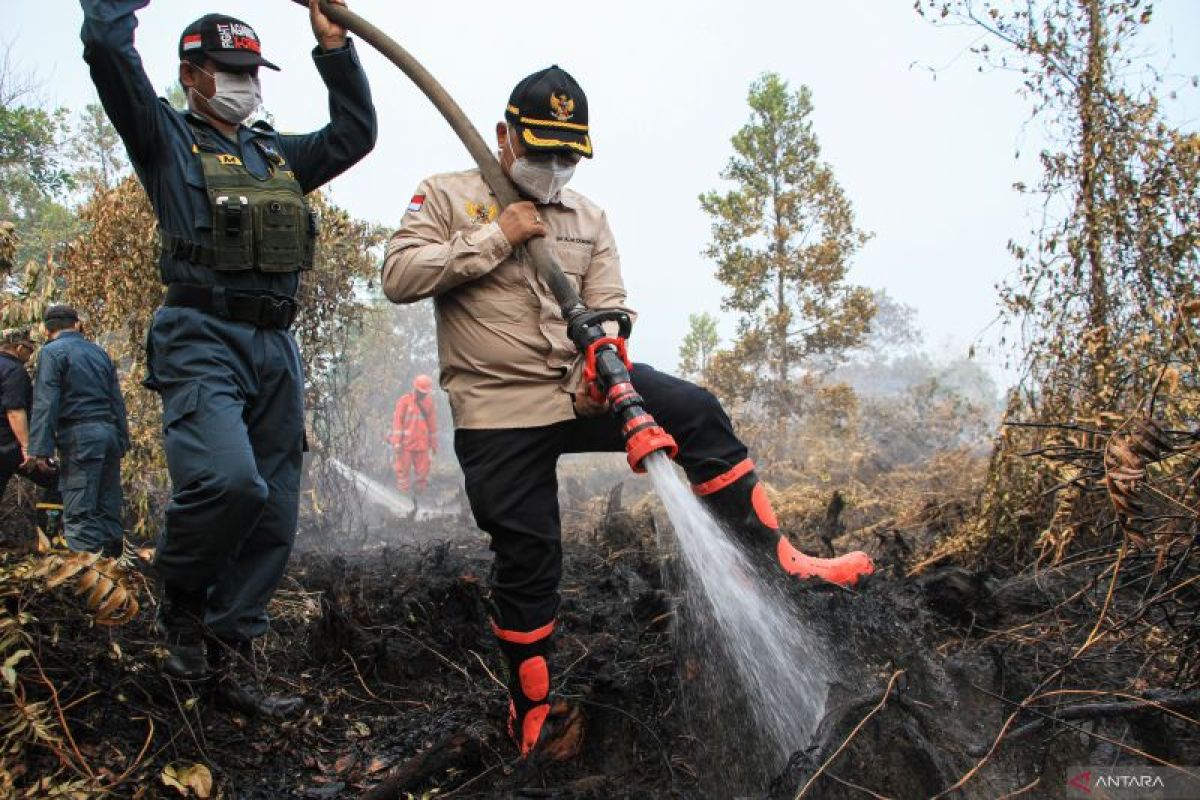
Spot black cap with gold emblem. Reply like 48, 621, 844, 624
505, 65, 593, 158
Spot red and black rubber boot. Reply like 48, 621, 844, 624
694, 459, 874, 587
492, 619, 554, 757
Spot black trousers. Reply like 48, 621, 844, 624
0, 441, 59, 497
455, 363, 747, 632
0, 443, 62, 543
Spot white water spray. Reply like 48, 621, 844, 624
327, 458, 414, 517
643, 451, 831, 770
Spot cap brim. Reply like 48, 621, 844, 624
516, 124, 593, 158
208, 50, 281, 72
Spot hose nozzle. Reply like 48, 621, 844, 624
624, 421, 679, 473
569, 309, 678, 474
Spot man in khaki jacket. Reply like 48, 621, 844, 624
383, 65, 873, 760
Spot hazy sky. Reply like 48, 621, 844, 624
10, 1, 1200, 383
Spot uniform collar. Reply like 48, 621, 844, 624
54, 331, 83, 342
185, 111, 240, 140
495, 190, 578, 211
185, 111, 270, 142
0, 351, 23, 367
549, 190, 579, 210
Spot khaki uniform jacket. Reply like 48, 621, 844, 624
382, 169, 635, 429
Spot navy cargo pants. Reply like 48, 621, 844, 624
145, 306, 305, 643
58, 421, 124, 554
454, 363, 748, 633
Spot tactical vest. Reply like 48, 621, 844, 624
162, 122, 317, 273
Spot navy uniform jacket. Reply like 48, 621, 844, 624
80, 0, 378, 298
0, 352, 32, 449
28, 332, 130, 459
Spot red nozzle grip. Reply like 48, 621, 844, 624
582, 337, 632, 401
626, 425, 679, 473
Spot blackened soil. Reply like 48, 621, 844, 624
6, 516, 1193, 799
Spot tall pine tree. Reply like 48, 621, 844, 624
700, 72, 873, 416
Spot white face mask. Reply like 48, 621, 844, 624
506, 128, 576, 203
190, 66, 262, 124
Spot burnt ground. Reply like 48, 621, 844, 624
3, 500, 1198, 799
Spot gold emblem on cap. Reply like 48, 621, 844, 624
549, 92, 575, 122
465, 200, 498, 225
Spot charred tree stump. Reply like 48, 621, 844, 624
819, 490, 847, 557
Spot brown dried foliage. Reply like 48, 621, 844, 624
31, 551, 140, 626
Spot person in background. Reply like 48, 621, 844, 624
390, 374, 438, 507
0, 328, 65, 544
1, 328, 40, 500
27, 306, 129, 556
0, 329, 61, 510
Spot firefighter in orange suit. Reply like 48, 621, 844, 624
390, 374, 437, 497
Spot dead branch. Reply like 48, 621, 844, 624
1003, 691, 1200, 742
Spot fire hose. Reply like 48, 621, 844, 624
288, 0, 677, 472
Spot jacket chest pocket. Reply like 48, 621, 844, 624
553, 243, 592, 292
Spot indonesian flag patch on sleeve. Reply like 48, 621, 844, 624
407, 194, 426, 213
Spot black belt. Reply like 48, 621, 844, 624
164, 284, 297, 329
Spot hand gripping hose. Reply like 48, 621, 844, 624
292, 0, 677, 471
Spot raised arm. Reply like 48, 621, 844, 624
277, 43, 377, 193
80, 0, 171, 167
276, 0, 377, 194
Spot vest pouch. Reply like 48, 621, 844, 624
211, 193, 254, 271
255, 192, 307, 273
302, 205, 319, 271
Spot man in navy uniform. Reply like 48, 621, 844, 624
80, 0, 377, 716
27, 306, 129, 556
0, 329, 59, 500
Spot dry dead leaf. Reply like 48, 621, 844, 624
161, 762, 213, 798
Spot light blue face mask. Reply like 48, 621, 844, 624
506, 127, 576, 203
